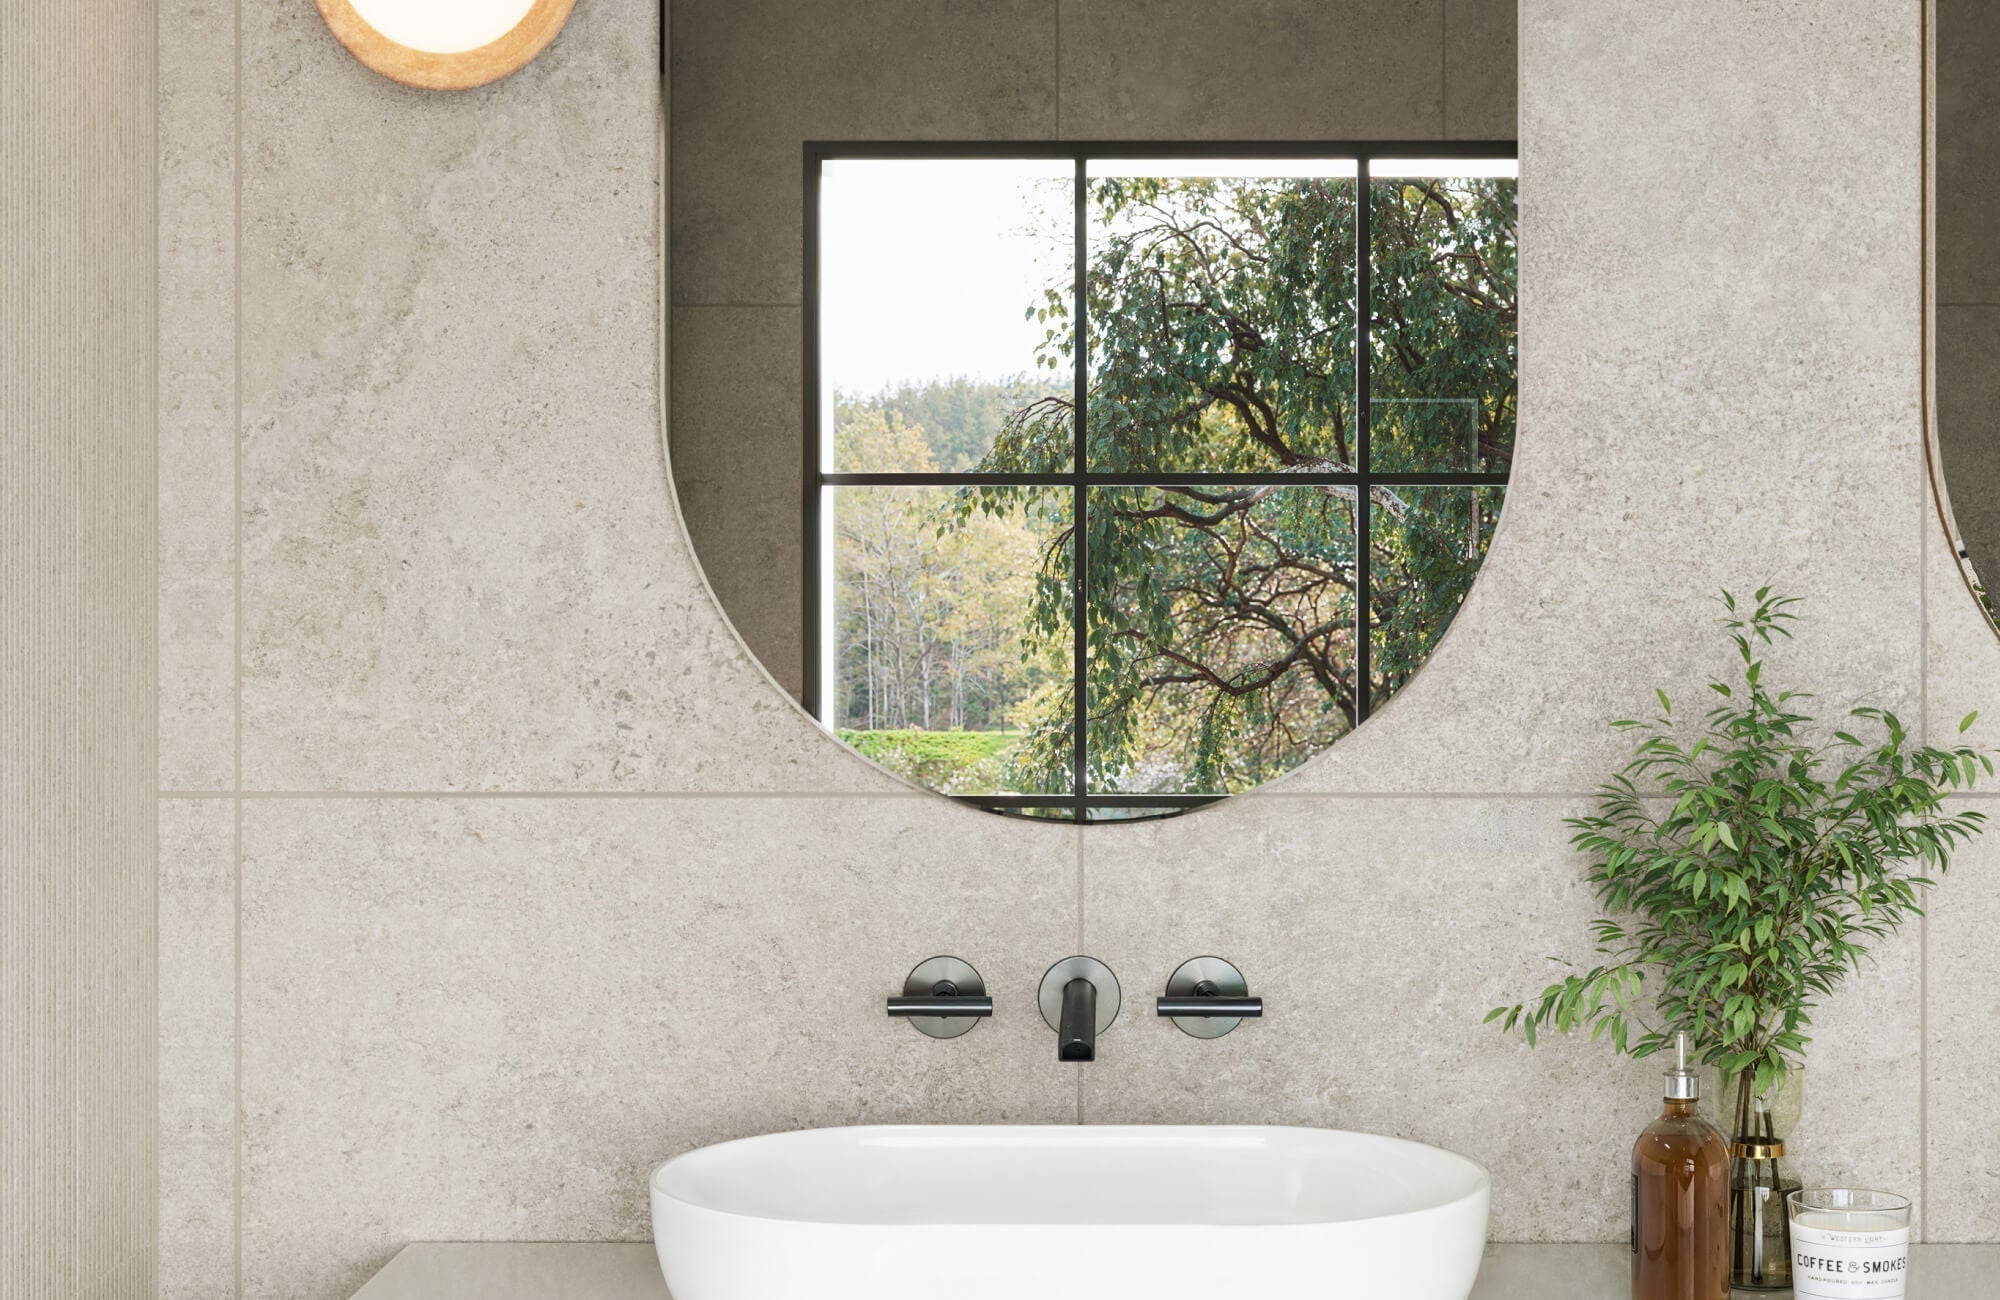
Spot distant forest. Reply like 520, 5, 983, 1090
830, 377, 1059, 794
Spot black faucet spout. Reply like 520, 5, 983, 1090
1058, 976, 1097, 1061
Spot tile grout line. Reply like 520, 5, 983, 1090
230, 0, 244, 1287
1072, 824, 1088, 1120
1440, 0, 1450, 137
155, 788, 1616, 801
1918, 0, 1932, 1239
1053, 0, 1061, 141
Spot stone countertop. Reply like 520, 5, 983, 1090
352, 1241, 2000, 1299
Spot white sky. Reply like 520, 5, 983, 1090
816, 156, 1519, 398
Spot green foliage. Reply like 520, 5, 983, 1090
974, 174, 1517, 793
836, 728, 1026, 795
1488, 590, 1991, 1098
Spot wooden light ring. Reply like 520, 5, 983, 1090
316, 0, 576, 91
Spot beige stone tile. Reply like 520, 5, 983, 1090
237, 0, 898, 794
1276, 0, 1925, 794
668, 306, 804, 700
670, 0, 1058, 306
239, 796, 1080, 1299
1937, 0, 2000, 307
159, 798, 236, 1300
1079, 795, 1925, 1241
1924, 803, 2000, 1241
1926, 486, 2000, 754
159, 0, 236, 791
1056, 0, 1444, 140
1446, 0, 1517, 139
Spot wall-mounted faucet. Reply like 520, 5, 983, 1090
1156, 956, 1262, 1039
885, 956, 992, 1039
1037, 956, 1120, 1061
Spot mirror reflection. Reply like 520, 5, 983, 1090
677, 147, 1518, 821
1936, 0, 2000, 622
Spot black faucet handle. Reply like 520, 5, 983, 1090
1157, 957, 1261, 1038
1155, 994, 1263, 1018
886, 988, 994, 1018
889, 957, 988, 1039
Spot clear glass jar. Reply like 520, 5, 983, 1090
1711, 1067, 1805, 1290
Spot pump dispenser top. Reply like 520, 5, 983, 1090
1664, 1031, 1699, 1101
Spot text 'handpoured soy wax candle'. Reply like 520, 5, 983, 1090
1787, 1189, 1912, 1299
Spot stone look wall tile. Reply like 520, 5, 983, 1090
670, 0, 1058, 306
1446, 0, 1518, 138
159, 0, 236, 790
1924, 804, 2000, 1241
667, 306, 804, 698
1275, 0, 1925, 794
158, 798, 236, 1299
237, 0, 899, 794
1080, 795, 1927, 1242
1926, 499, 2000, 749
239, 797, 1080, 1300
1056, 0, 1445, 140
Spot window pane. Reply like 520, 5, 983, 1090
1085, 485, 1358, 795
1368, 485, 1504, 712
1367, 167, 1517, 472
820, 159, 1075, 473
828, 485, 1072, 796
1084, 162, 1358, 472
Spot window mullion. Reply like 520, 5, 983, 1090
1072, 156, 1089, 823
1354, 156, 1373, 727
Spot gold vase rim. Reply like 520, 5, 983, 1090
1731, 1138, 1786, 1159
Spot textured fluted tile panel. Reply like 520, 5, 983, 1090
159, 0, 238, 792
668, 306, 805, 699
240, 796, 1080, 1299
1056, 0, 1444, 139
159, 799, 236, 1299
237, 0, 897, 794
1079, 795, 1926, 1241
670, 0, 1057, 306
0, 0, 158, 1291
1446, 0, 1518, 138
1274, 0, 1925, 794
1925, 807, 2000, 1240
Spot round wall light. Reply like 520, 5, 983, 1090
316, 0, 576, 90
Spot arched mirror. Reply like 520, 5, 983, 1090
1935, 1, 2000, 621
673, 145, 1518, 821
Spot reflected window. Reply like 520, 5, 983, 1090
808, 146, 1518, 821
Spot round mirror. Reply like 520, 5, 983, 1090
1934, 1, 2000, 626
672, 148, 1519, 822
316, 0, 574, 90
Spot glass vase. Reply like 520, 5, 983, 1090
1710, 1066, 1804, 1291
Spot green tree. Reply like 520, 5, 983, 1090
972, 173, 1517, 793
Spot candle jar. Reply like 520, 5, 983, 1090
1788, 1188, 1912, 1299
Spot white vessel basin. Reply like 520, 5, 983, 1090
650, 1125, 1490, 1300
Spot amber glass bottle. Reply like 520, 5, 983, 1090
1631, 1036, 1729, 1300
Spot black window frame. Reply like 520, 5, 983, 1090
803, 139, 1518, 823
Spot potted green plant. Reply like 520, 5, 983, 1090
1488, 589, 1988, 1288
